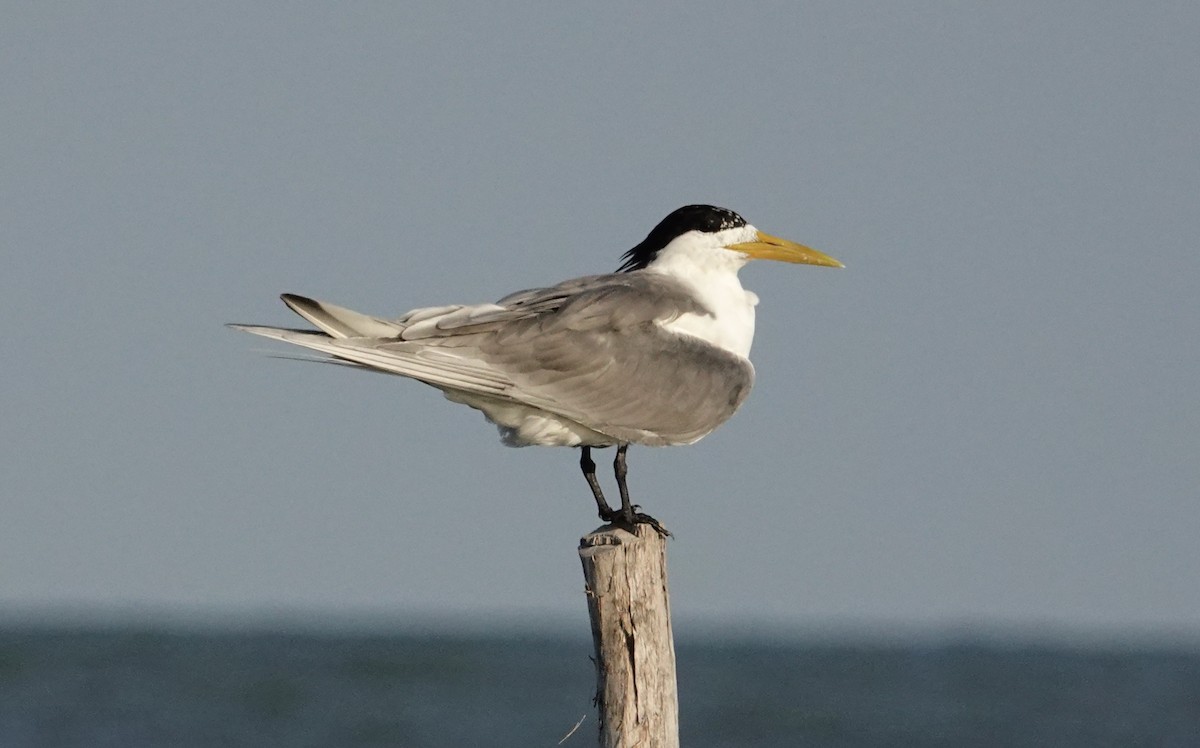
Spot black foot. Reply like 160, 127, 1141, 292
598, 507, 671, 537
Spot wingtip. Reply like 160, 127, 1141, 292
226, 322, 273, 335
280, 292, 308, 309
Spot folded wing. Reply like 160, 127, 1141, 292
230, 273, 755, 446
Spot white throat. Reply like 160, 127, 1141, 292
644, 228, 760, 358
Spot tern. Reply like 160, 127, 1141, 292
230, 205, 841, 532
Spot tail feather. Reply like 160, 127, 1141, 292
280, 294, 404, 339
226, 323, 512, 396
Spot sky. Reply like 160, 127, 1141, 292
3, 3, 1198, 640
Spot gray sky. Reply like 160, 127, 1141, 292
3, 3, 1198, 638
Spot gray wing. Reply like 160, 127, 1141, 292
231, 273, 755, 445
481, 274, 756, 444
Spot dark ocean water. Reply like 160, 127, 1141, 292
1, 626, 1197, 747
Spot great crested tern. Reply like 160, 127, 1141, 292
230, 205, 841, 531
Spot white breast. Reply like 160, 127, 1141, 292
660, 283, 757, 358
646, 234, 760, 358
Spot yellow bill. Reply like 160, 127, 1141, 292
729, 231, 844, 268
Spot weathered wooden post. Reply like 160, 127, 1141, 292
578, 523, 679, 747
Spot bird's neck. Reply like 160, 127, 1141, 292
647, 249, 758, 358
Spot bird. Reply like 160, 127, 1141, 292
229, 204, 842, 533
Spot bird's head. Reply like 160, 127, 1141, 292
617, 204, 843, 273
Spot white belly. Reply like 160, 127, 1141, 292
443, 389, 616, 447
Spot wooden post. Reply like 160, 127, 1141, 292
578, 523, 679, 747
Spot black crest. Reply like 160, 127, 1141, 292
617, 205, 747, 272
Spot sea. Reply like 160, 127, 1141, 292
1, 623, 1197, 747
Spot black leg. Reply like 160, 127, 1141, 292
612, 444, 670, 536
580, 446, 614, 520
613, 444, 635, 525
